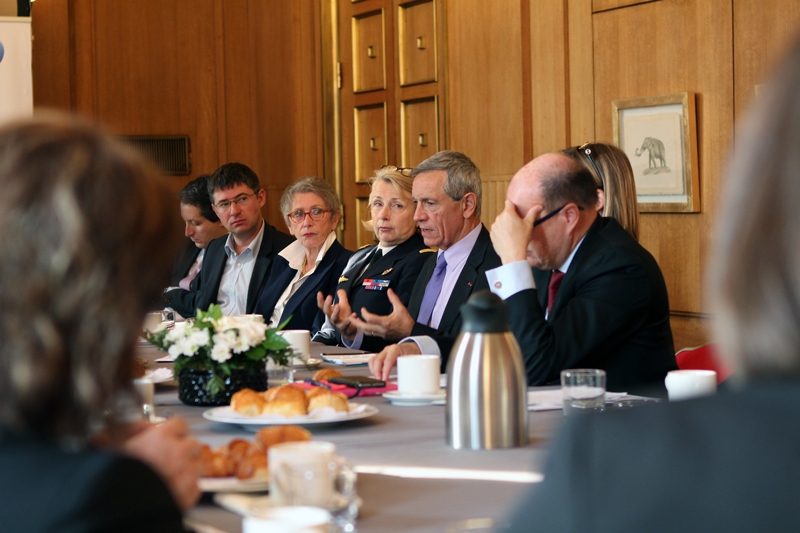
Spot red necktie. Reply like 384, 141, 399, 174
547, 270, 565, 315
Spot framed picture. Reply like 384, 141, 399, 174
612, 92, 699, 213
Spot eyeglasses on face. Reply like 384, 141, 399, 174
533, 204, 584, 227
287, 207, 331, 224
380, 164, 413, 177
214, 192, 256, 212
577, 142, 604, 191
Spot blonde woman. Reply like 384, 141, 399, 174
315, 166, 431, 352
563, 142, 639, 241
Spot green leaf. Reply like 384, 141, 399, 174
246, 345, 267, 361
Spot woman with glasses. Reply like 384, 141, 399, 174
314, 166, 432, 352
563, 142, 639, 241
254, 177, 352, 334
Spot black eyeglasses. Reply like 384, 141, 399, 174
380, 165, 412, 177
214, 192, 256, 212
533, 204, 584, 227
287, 207, 331, 223
577, 142, 604, 191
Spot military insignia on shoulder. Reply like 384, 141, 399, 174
338, 276, 349, 283
420, 248, 437, 253
358, 243, 372, 250
382, 268, 393, 275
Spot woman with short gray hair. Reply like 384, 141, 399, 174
254, 176, 352, 334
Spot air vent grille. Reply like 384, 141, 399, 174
119, 135, 191, 175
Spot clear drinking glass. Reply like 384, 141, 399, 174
560, 368, 606, 415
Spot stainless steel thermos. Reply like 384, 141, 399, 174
446, 290, 528, 449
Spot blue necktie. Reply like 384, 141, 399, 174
416, 253, 447, 327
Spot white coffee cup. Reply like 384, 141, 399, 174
270, 441, 335, 507
142, 311, 164, 333
397, 354, 441, 396
665, 369, 717, 401
279, 330, 311, 362
243, 507, 331, 533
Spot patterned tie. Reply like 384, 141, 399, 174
179, 253, 203, 290
547, 270, 565, 315
416, 253, 448, 326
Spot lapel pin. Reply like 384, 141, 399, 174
467, 282, 473, 287
338, 276, 349, 283
382, 268, 393, 275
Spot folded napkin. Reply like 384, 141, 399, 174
527, 389, 628, 411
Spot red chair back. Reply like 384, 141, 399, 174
675, 343, 733, 384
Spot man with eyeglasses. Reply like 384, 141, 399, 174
164, 163, 294, 317
487, 153, 676, 394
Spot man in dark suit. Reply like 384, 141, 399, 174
164, 163, 294, 318
169, 174, 228, 289
488, 153, 676, 393
364, 151, 502, 380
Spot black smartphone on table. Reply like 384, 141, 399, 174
328, 375, 386, 388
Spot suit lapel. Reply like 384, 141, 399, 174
246, 225, 277, 313
281, 242, 342, 320
436, 226, 491, 333
408, 253, 436, 317
199, 241, 228, 310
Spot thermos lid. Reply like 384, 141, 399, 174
459, 290, 510, 333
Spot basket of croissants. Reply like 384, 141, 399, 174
199, 425, 311, 482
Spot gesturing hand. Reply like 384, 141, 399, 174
350, 289, 415, 342
490, 200, 540, 265
317, 290, 357, 341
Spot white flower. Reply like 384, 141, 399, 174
164, 321, 189, 343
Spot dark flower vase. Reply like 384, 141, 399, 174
178, 367, 268, 406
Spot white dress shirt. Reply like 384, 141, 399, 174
217, 220, 265, 316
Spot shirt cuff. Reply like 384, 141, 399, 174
400, 336, 441, 357
342, 330, 363, 350
486, 261, 535, 300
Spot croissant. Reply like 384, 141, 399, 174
307, 387, 349, 413
231, 388, 267, 416
311, 368, 342, 382
255, 425, 312, 450
236, 449, 269, 481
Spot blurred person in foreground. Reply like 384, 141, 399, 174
507, 37, 800, 533
169, 174, 228, 290
254, 177, 352, 334
562, 141, 639, 241
314, 165, 432, 352
0, 113, 201, 532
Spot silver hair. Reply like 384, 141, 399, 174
280, 176, 341, 218
411, 150, 482, 216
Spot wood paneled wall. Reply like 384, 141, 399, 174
30, 0, 323, 230
444, 0, 800, 350
29, 0, 800, 350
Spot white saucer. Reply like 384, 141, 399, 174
383, 390, 446, 406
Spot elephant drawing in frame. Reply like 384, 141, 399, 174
635, 137, 667, 169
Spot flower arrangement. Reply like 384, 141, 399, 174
146, 304, 293, 397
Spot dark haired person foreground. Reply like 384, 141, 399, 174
507, 37, 800, 533
487, 153, 676, 393
170, 174, 228, 290
0, 114, 199, 531
165, 162, 294, 317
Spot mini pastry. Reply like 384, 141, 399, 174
307, 388, 349, 413
312, 368, 342, 382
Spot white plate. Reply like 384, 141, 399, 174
383, 390, 446, 406
199, 476, 269, 493
202, 403, 378, 430
293, 358, 323, 370
144, 368, 174, 383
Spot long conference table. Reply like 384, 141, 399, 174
138, 343, 564, 533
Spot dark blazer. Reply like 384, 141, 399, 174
507, 216, 677, 393
508, 382, 800, 533
0, 430, 185, 533
254, 239, 352, 334
312, 233, 433, 352
170, 238, 201, 287
407, 224, 502, 367
164, 222, 294, 318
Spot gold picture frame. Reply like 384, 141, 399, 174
612, 92, 699, 213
